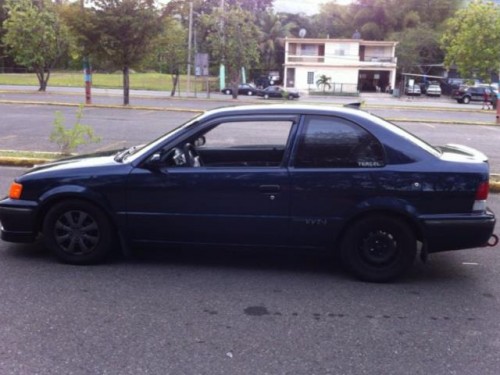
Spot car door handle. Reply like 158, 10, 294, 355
259, 185, 280, 193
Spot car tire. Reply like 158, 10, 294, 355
264, 94, 269, 99
457, 99, 463, 104
463, 96, 471, 104
247, 91, 253, 96
339, 215, 417, 282
43, 200, 114, 265
225, 89, 231, 95
288, 94, 295, 100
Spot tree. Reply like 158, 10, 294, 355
201, 6, 261, 99
67, 0, 162, 105
155, 16, 188, 96
2, 0, 70, 91
441, 1, 500, 82
258, 12, 295, 72
314, 2, 350, 38
316, 74, 332, 93
395, 26, 444, 74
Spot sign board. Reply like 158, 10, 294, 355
195, 53, 209, 76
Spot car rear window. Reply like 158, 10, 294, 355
294, 115, 385, 168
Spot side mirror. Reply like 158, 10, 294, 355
144, 153, 163, 169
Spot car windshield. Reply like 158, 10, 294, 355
367, 113, 441, 157
118, 113, 204, 163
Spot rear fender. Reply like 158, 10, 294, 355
335, 196, 425, 247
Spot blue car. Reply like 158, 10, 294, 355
0, 105, 496, 281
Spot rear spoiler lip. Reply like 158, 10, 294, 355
439, 143, 489, 162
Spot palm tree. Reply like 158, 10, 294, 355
258, 12, 296, 72
316, 74, 332, 93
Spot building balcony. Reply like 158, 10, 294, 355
286, 54, 397, 65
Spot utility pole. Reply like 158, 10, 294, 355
187, 2, 193, 96
81, 0, 91, 104
219, 0, 225, 91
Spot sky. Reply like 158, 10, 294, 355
274, 0, 352, 15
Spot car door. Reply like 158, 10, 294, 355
125, 116, 297, 247
288, 114, 386, 248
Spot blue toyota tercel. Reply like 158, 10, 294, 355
0, 105, 496, 281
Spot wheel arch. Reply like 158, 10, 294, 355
35, 186, 120, 235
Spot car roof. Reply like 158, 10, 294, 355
197, 104, 379, 125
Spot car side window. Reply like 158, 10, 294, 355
294, 115, 385, 168
193, 120, 294, 168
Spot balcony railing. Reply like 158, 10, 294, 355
286, 54, 396, 64
361, 56, 396, 63
287, 56, 325, 63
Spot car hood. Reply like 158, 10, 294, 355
25, 149, 122, 175
438, 143, 488, 163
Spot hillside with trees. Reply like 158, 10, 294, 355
1, 0, 498, 100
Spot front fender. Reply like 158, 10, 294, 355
36, 184, 122, 232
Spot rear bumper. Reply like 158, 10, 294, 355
421, 210, 496, 253
0, 199, 39, 243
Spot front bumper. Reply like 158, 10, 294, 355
0, 199, 39, 243
421, 210, 496, 253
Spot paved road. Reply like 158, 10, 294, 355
2, 95, 500, 173
0, 165, 499, 375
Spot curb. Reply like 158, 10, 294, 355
0, 99, 204, 114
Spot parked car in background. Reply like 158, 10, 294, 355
405, 84, 421, 96
452, 85, 497, 104
426, 84, 442, 97
257, 85, 299, 99
0, 104, 496, 282
221, 83, 259, 96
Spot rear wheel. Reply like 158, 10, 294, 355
264, 94, 269, 99
463, 96, 471, 104
340, 215, 417, 282
225, 89, 231, 95
43, 200, 114, 264
247, 91, 253, 96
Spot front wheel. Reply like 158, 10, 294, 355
339, 215, 417, 282
225, 89, 231, 95
43, 200, 114, 264
247, 91, 253, 96
264, 94, 269, 99
463, 96, 471, 104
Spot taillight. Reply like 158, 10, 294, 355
8, 182, 23, 199
476, 181, 489, 200
473, 181, 489, 212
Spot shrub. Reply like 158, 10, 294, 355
49, 105, 101, 155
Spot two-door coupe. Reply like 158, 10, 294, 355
0, 105, 496, 281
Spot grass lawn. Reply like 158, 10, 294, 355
0, 71, 214, 92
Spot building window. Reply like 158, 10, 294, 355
301, 44, 318, 56
307, 72, 314, 85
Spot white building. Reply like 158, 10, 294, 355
283, 37, 398, 94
